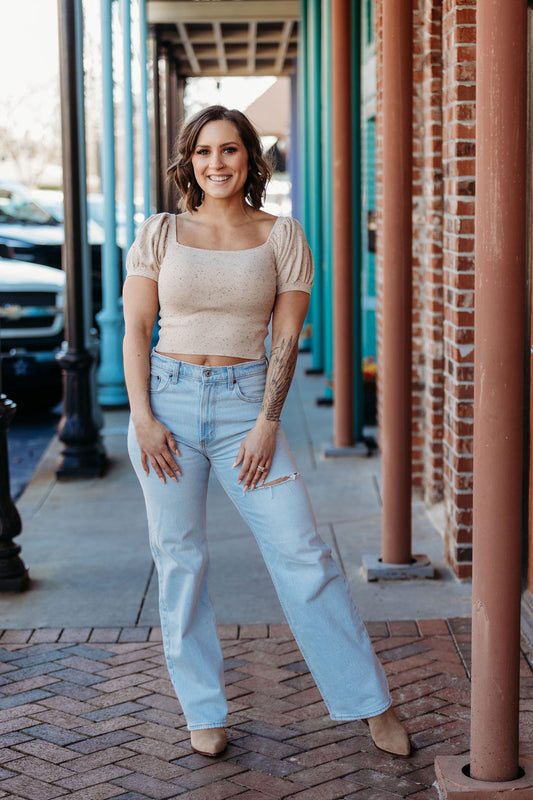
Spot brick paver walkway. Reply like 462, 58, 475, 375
0, 619, 530, 800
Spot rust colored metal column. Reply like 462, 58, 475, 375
332, 0, 353, 448
528, 6, 533, 608
380, 0, 413, 564
470, 0, 527, 783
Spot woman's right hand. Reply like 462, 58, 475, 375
134, 415, 181, 483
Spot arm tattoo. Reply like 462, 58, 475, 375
261, 335, 299, 422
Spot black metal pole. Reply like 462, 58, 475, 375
166, 49, 178, 212
0, 333, 29, 591
56, 0, 106, 477
151, 27, 164, 213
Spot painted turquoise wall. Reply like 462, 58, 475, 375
361, 0, 377, 362
306, 0, 324, 373
362, 117, 377, 360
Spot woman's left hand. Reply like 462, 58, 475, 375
233, 419, 278, 491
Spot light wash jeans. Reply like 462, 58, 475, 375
128, 350, 391, 730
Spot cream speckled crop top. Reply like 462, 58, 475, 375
125, 213, 314, 360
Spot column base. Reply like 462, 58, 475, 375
361, 553, 434, 581
435, 754, 533, 799
0, 542, 30, 592
97, 384, 129, 408
323, 441, 372, 457
0, 570, 30, 593
56, 442, 107, 479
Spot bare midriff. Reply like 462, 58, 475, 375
156, 351, 255, 366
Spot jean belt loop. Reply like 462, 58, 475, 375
227, 365, 234, 390
172, 361, 180, 384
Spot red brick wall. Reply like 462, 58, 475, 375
441, 0, 476, 578
411, 0, 427, 493
375, 0, 476, 578
421, 0, 445, 506
411, 0, 445, 500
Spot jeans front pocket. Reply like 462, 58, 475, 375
150, 368, 172, 394
233, 372, 266, 403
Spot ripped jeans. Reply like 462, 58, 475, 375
128, 350, 391, 730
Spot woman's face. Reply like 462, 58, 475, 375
190, 119, 249, 203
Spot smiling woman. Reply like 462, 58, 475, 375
122, 104, 410, 761
191, 126, 250, 200
168, 105, 272, 214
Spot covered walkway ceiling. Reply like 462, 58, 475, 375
147, 0, 300, 76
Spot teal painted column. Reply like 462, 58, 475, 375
352, 0, 364, 437
298, 1, 309, 232
321, 0, 333, 399
362, 117, 377, 360
306, 0, 324, 372
121, 0, 135, 251
297, 0, 311, 352
97, 0, 128, 406
138, 0, 151, 218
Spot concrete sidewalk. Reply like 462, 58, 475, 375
2, 352, 471, 629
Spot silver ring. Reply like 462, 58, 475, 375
256, 465, 266, 471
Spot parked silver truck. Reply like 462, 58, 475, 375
0, 257, 65, 408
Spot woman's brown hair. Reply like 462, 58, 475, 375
167, 105, 273, 213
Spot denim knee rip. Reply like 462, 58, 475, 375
244, 471, 300, 494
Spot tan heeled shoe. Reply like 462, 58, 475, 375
190, 727, 227, 757
364, 707, 412, 758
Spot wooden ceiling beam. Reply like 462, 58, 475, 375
248, 21, 257, 73
181, 29, 297, 46
176, 21, 201, 74
174, 65, 295, 78
176, 43, 291, 60
274, 20, 293, 74
148, 1, 299, 24
212, 22, 228, 73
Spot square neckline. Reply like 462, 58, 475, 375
173, 214, 281, 253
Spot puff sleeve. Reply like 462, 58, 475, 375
125, 213, 172, 281
271, 217, 314, 295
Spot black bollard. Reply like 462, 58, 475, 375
0, 393, 29, 591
